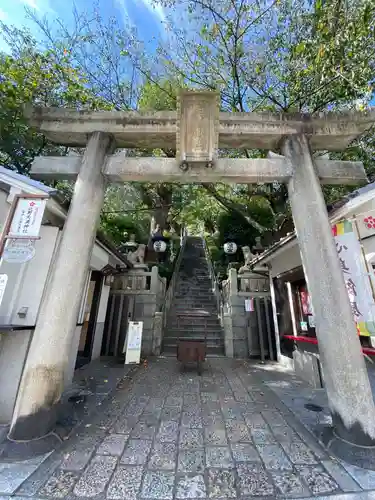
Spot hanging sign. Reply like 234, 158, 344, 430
3, 239, 36, 264
0, 274, 8, 307
332, 220, 375, 336
9, 198, 47, 239
124, 321, 143, 365
245, 298, 254, 312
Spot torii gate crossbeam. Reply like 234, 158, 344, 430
9, 91, 375, 461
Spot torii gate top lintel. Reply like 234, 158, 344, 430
25, 91, 375, 152
29, 90, 374, 185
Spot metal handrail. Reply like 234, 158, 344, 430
161, 231, 188, 329
202, 237, 223, 323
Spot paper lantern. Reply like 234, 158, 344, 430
153, 240, 167, 253
223, 242, 237, 255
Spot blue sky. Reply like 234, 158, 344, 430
0, 0, 167, 51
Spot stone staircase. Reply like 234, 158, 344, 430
163, 236, 225, 355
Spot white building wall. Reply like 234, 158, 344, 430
11, 226, 60, 326
0, 329, 32, 424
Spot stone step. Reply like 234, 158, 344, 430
166, 327, 223, 336
163, 342, 225, 356
167, 317, 221, 325
171, 308, 218, 314
164, 332, 224, 342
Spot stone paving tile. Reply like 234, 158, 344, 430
139, 411, 162, 425
15, 453, 64, 497
237, 463, 275, 496
262, 410, 288, 427
225, 421, 252, 443
322, 461, 362, 492
296, 464, 340, 495
201, 392, 218, 402
107, 465, 143, 500
207, 468, 237, 498
181, 413, 203, 428
340, 461, 375, 490
145, 397, 165, 411
111, 415, 139, 434
202, 415, 225, 428
121, 439, 152, 465
175, 474, 206, 499
201, 404, 222, 418
131, 421, 157, 439
165, 396, 183, 408
96, 433, 128, 456
204, 426, 228, 445
183, 393, 200, 405
256, 443, 293, 470
73, 455, 117, 497
250, 428, 277, 444
206, 446, 234, 468
281, 442, 319, 465
38, 470, 78, 498
177, 449, 205, 473
148, 442, 177, 470
271, 470, 310, 497
272, 424, 303, 442
233, 391, 253, 402
60, 449, 94, 472
231, 442, 262, 462
141, 470, 175, 499
0, 463, 39, 495
157, 420, 179, 443
243, 412, 269, 429
161, 407, 181, 421
180, 428, 204, 448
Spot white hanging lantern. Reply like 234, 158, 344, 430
153, 240, 167, 253
223, 242, 237, 255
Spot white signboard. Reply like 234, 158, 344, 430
124, 321, 143, 365
9, 198, 47, 239
3, 239, 35, 264
333, 220, 375, 336
0, 274, 8, 307
245, 298, 254, 312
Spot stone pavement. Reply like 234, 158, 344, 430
1, 357, 375, 500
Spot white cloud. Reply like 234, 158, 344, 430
0, 8, 8, 21
115, 0, 131, 24
138, 0, 166, 23
21, 0, 40, 10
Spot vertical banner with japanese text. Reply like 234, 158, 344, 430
332, 220, 375, 336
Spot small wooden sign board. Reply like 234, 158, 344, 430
124, 321, 143, 365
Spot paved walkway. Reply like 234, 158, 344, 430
1, 357, 375, 499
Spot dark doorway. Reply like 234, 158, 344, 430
75, 271, 103, 369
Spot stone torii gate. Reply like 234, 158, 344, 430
9, 91, 375, 452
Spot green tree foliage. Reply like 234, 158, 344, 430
0, 23, 111, 174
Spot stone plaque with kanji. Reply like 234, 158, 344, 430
177, 90, 219, 166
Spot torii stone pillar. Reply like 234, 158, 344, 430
282, 134, 375, 446
9, 132, 113, 440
